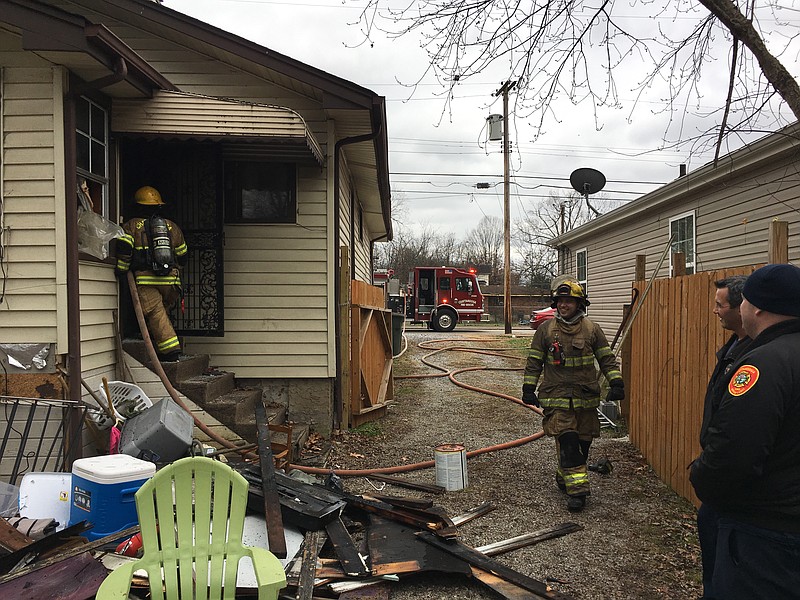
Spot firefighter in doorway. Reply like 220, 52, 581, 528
116, 186, 188, 362
522, 275, 624, 512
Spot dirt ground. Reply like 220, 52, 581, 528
304, 328, 703, 600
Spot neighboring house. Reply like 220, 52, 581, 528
550, 123, 800, 338
0, 0, 390, 436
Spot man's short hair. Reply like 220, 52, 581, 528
714, 275, 748, 308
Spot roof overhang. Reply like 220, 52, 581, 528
112, 91, 325, 165
1, 0, 175, 98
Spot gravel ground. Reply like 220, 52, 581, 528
301, 328, 703, 600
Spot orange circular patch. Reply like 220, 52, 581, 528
728, 365, 760, 396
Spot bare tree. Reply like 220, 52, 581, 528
515, 191, 612, 284
461, 215, 504, 280
353, 0, 800, 156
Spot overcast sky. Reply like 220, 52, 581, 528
162, 0, 796, 240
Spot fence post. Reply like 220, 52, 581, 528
768, 220, 789, 264
635, 255, 646, 283
672, 252, 686, 276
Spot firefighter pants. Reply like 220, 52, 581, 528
543, 406, 600, 497
137, 284, 181, 356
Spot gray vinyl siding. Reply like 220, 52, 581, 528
558, 140, 800, 338
78, 261, 119, 381
0, 58, 65, 348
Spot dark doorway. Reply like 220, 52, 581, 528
118, 138, 224, 338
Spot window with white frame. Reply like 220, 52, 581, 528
576, 248, 587, 295
76, 96, 109, 217
669, 211, 696, 275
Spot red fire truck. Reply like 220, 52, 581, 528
405, 266, 485, 331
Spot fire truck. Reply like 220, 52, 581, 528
405, 266, 485, 331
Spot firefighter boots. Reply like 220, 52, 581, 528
567, 495, 586, 513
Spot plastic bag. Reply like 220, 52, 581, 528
77, 206, 124, 259
76, 180, 124, 260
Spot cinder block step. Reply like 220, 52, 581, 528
205, 388, 262, 425
122, 339, 209, 381
176, 370, 236, 406
231, 403, 287, 444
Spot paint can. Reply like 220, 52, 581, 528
435, 444, 468, 491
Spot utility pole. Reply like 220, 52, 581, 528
495, 80, 516, 334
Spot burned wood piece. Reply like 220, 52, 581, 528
0, 549, 107, 600
0, 519, 34, 554
0, 524, 139, 585
235, 465, 347, 531
255, 400, 287, 558
296, 529, 324, 600
362, 473, 446, 494
367, 515, 471, 577
451, 502, 496, 527
475, 523, 583, 557
364, 494, 433, 510
324, 517, 370, 577
0, 520, 93, 575
471, 566, 548, 600
417, 532, 575, 600
345, 493, 458, 538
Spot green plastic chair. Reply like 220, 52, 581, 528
96, 456, 287, 600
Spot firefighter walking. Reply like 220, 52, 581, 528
522, 276, 624, 512
116, 186, 188, 361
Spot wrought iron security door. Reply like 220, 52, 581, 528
120, 139, 224, 336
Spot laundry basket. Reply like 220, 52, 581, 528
86, 381, 153, 430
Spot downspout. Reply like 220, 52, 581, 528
65, 59, 128, 408
333, 128, 381, 431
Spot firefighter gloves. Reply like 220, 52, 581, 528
606, 380, 625, 402
522, 384, 540, 407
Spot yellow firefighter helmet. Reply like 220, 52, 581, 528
550, 275, 590, 308
134, 186, 165, 206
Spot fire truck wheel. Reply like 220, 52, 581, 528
433, 308, 457, 332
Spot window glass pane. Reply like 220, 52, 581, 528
91, 104, 106, 140
76, 97, 89, 134
225, 161, 296, 223
90, 140, 105, 176
439, 277, 451, 290
76, 133, 90, 171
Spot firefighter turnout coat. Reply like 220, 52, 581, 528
524, 316, 622, 410
116, 216, 188, 356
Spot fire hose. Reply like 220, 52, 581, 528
127, 274, 542, 475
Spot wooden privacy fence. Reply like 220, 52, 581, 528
628, 266, 755, 505
347, 280, 394, 428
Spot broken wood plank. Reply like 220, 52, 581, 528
296, 529, 324, 600
0, 550, 107, 599
345, 493, 457, 537
474, 523, 583, 557
417, 531, 575, 600
0, 519, 34, 554
451, 502, 496, 527
471, 566, 547, 600
368, 515, 471, 577
255, 400, 287, 558
324, 517, 370, 577
0, 521, 93, 575
236, 466, 346, 531
364, 494, 433, 510
0, 524, 139, 585
363, 473, 446, 494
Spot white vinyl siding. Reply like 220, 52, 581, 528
557, 137, 800, 338
0, 62, 65, 348
184, 167, 331, 378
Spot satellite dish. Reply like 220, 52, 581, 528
570, 167, 606, 198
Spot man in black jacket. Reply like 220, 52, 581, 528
690, 263, 800, 600
696, 275, 751, 598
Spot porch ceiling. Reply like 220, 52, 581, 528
112, 91, 324, 165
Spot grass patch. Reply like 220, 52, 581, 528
351, 421, 382, 436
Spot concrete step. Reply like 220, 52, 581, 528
176, 370, 236, 406
122, 339, 209, 381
